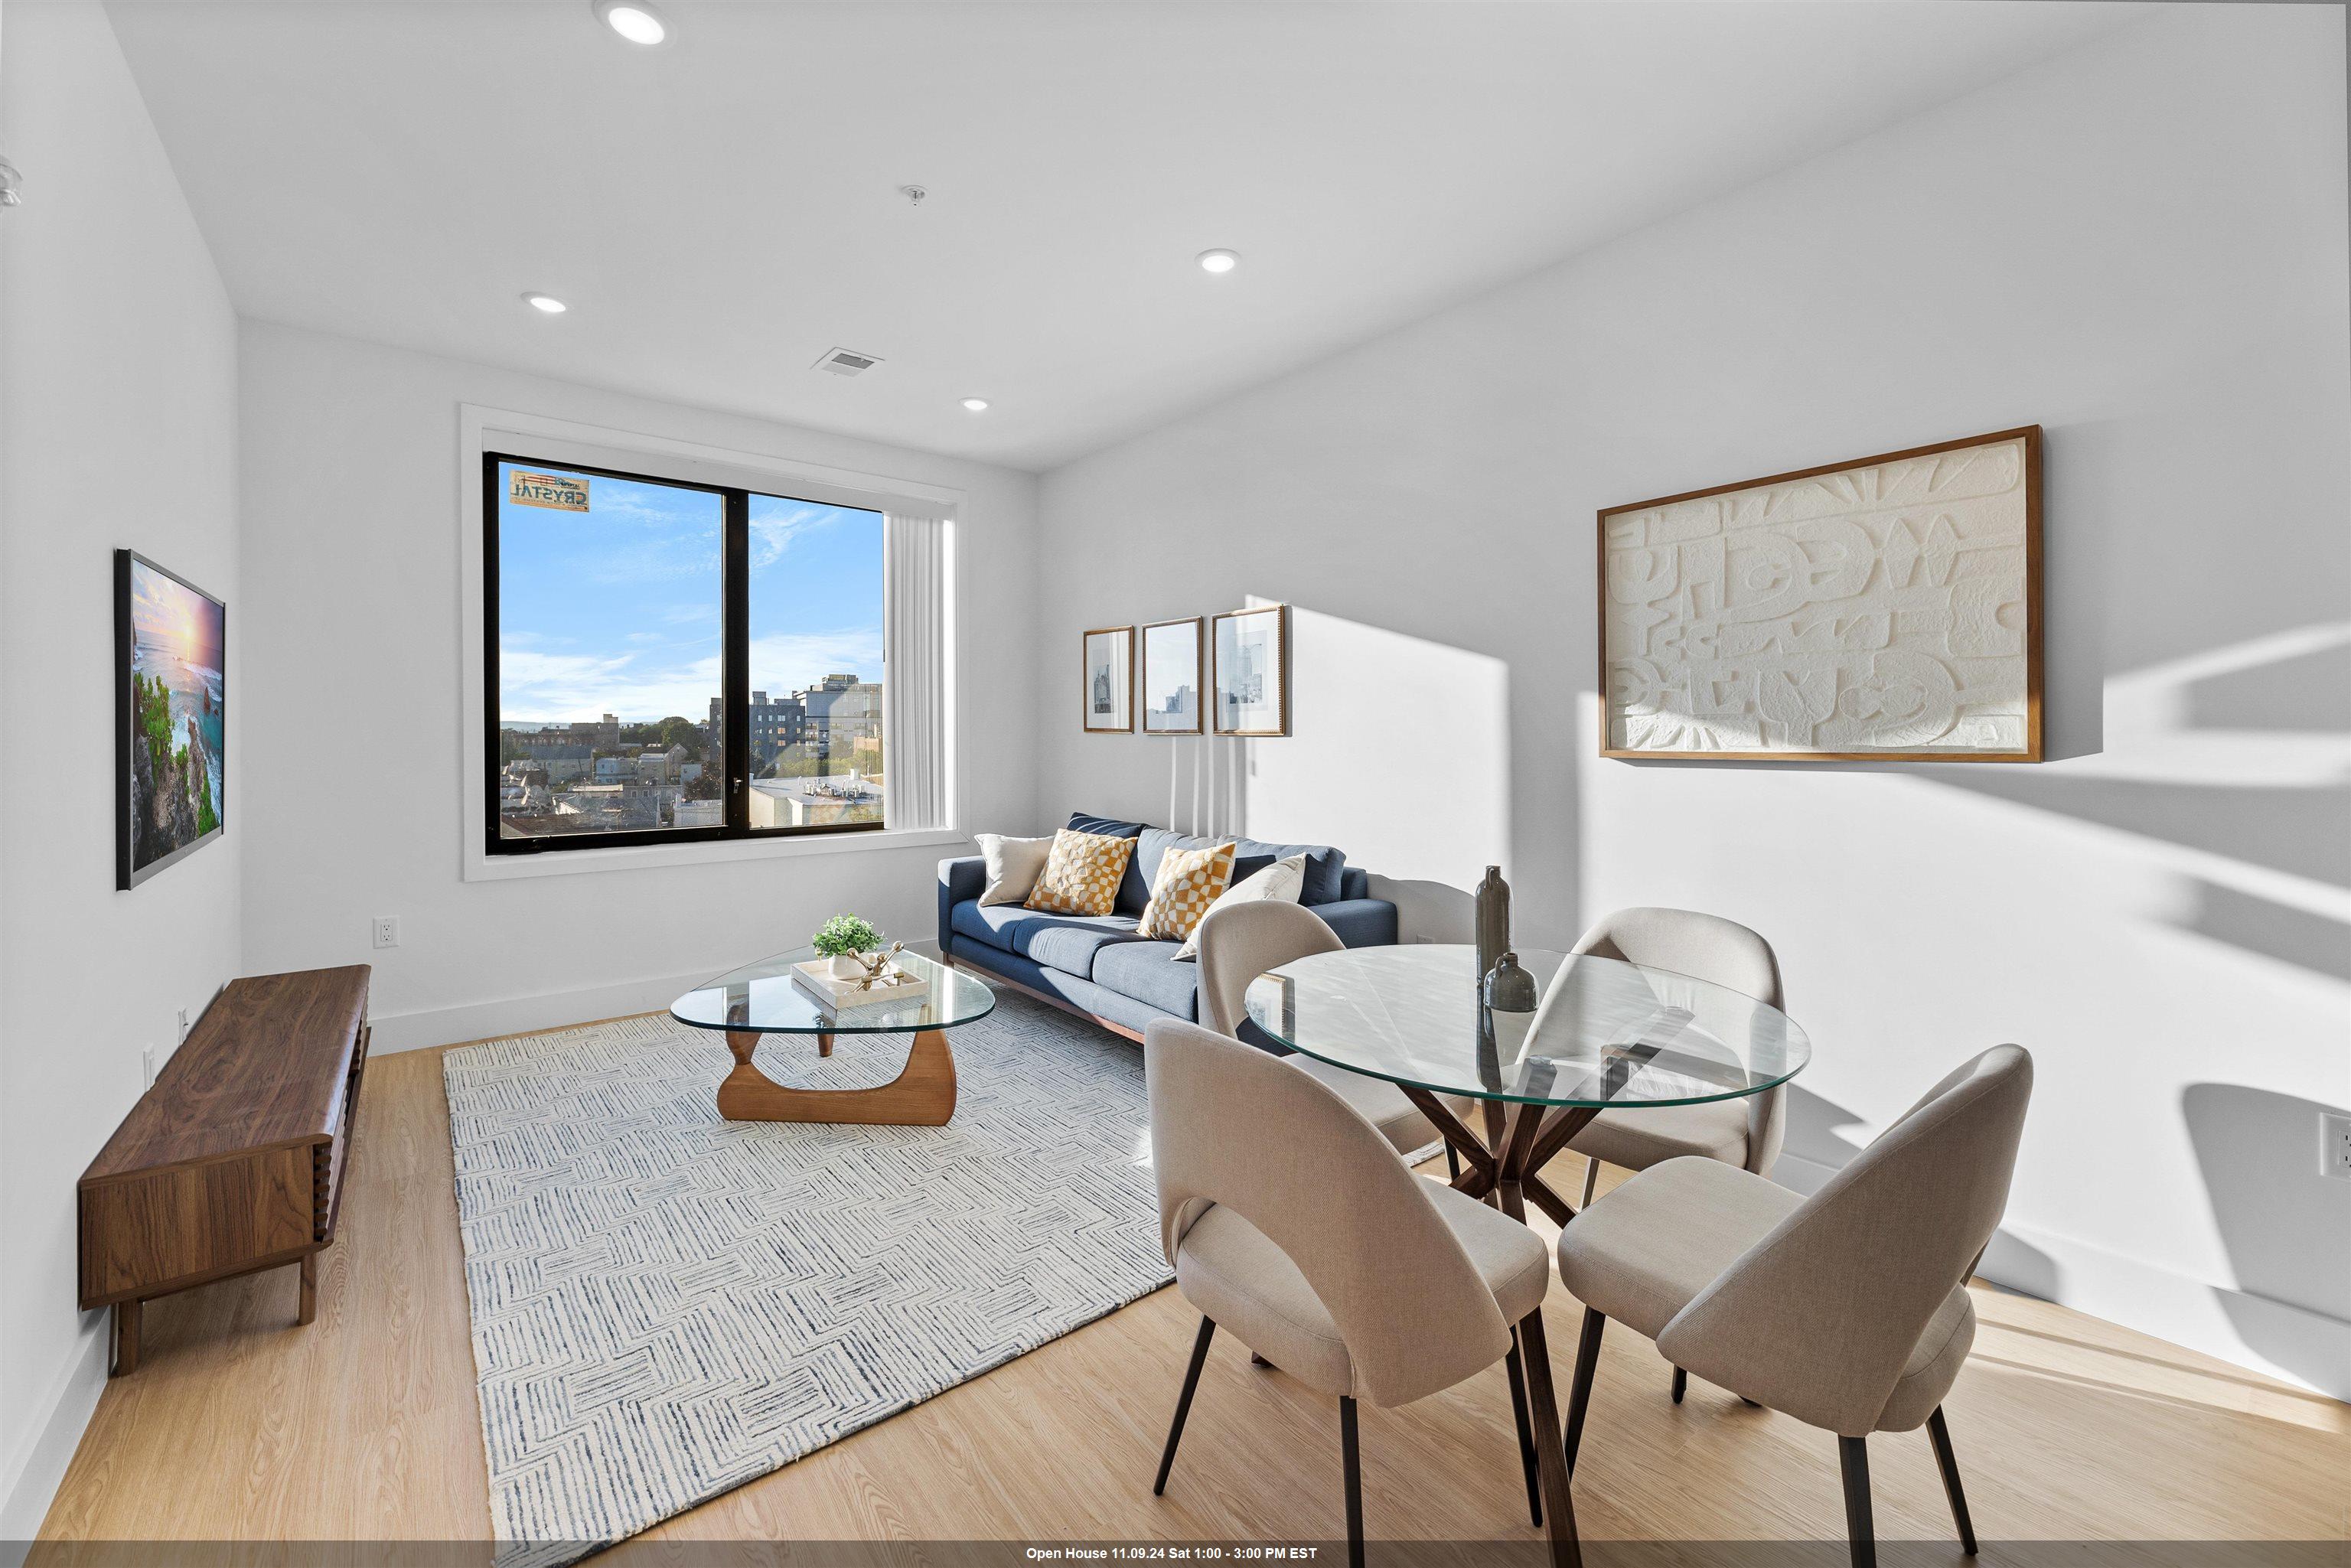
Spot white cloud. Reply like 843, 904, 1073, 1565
748, 503, 842, 568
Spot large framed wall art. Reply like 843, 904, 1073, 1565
1598, 426, 2042, 762
116, 549, 228, 888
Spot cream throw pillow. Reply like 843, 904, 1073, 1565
975, 833, 1053, 907
1137, 841, 1237, 941
1024, 829, 1136, 917
1175, 852, 1308, 960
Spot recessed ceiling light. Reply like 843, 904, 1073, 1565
1196, 249, 1240, 275
592, 0, 668, 46
523, 293, 568, 314
960, 398, 990, 412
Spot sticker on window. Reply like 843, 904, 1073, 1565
509, 470, 590, 511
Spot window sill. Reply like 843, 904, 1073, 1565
461, 825, 971, 883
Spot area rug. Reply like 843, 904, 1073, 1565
442, 993, 1172, 1566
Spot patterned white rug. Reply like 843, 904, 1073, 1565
442, 993, 1172, 1566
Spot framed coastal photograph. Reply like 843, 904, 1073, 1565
1598, 425, 2042, 761
1081, 624, 1134, 732
116, 549, 227, 888
1141, 617, 1205, 735
1212, 604, 1290, 737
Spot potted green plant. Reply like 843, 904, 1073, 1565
812, 914, 882, 980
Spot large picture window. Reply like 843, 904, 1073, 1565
484, 451, 889, 853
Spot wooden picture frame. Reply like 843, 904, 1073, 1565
1140, 617, 1205, 735
1212, 604, 1291, 738
1081, 625, 1134, 733
1597, 425, 2042, 762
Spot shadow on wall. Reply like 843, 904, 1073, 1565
1929, 621, 2351, 986
2182, 1084, 2351, 1394
1772, 1081, 2060, 1299
1228, 604, 1513, 935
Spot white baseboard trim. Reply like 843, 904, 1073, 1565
366, 938, 946, 1055
0, 1317, 108, 1553
1772, 1149, 2349, 1403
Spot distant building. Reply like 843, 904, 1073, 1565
748, 773, 882, 830
634, 745, 687, 784
793, 673, 881, 771
714, 691, 805, 767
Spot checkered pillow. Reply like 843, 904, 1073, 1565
1137, 840, 1238, 941
1023, 829, 1136, 917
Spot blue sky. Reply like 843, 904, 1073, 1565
497, 461, 882, 724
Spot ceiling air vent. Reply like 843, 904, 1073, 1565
814, 347, 882, 377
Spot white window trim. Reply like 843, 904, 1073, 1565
458, 403, 967, 882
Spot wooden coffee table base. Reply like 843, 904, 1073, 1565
716, 1028, 958, 1126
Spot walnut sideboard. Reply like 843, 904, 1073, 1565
78, 964, 371, 1374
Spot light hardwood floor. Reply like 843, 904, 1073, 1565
34, 1038, 2350, 1560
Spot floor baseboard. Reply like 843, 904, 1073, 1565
0, 1317, 108, 1553
365, 939, 947, 1055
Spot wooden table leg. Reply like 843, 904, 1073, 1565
817, 1029, 834, 1058
110, 1299, 142, 1377
718, 1028, 957, 1125
1492, 1135, 1581, 1564
298, 1251, 318, 1325
1513, 1296, 1584, 1567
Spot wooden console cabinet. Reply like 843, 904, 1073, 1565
78, 965, 371, 1374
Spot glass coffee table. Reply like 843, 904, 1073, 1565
670, 946, 995, 1126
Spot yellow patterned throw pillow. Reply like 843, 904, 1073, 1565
1137, 841, 1238, 941
1024, 829, 1136, 917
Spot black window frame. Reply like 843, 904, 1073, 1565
482, 449, 887, 856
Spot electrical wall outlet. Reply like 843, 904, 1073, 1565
372, 916, 400, 950
142, 1045, 158, 1087
175, 1006, 191, 1044
2323, 1111, 2351, 1182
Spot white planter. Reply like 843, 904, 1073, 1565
828, 953, 869, 980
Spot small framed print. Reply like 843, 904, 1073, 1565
1081, 625, 1134, 733
1141, 617, 1205, 735
1212, 605, 1290, 737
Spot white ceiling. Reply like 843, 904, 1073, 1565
108, 1, 2137, 471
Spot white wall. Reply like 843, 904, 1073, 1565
0, 2, 246, 1534
1034, 6, 2350, 1396
237, 322, 1040, 1053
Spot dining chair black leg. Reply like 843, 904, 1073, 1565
1154, 1316, 1215, 1496
1339, 1396, 1365, 1568
1578, 1159, 1600, 1208
1671, 1366, 1687, 1403
1504, 1332, 1542, 1525
1925, 1407, 1978, 1553
1446, 1141, 1462, 1182
1838, 1434, 1877, 1568
1562, 1307, 1604, 1474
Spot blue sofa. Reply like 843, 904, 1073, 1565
937, 811, 1399, 1039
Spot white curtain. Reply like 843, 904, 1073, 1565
882, 513, 951, 830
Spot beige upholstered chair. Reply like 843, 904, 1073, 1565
1557, 1045, 2033, 1568
1194, 899, 1441, 1159
1557, 907, 1786, 1403
1564, 906, 1789, 1193
1144, 1017, 1571, 1567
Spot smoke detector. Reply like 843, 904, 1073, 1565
813, 347, 883, 377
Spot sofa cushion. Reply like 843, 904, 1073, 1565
1088, 940, 1198, 1019
951, 940, 1172, 1036
1068, 811, 1153, 914
1136, 827, 1346, 907
950, 901, 1140, 977
1025, 829, 1136, 917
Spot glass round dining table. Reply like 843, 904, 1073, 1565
1243, 944, 1810, 1225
